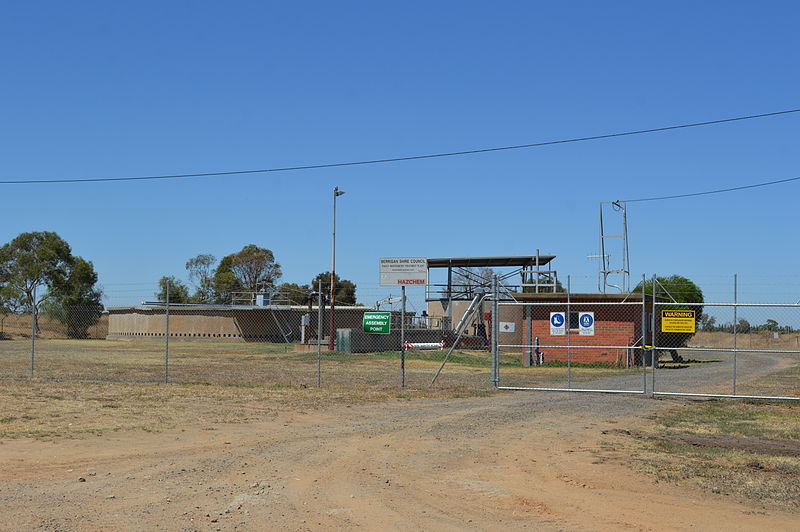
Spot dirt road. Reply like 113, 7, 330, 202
1, 388, 797, 531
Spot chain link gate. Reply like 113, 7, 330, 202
492, 275, 649, 394
490, 274, 800, 401
651, 275, 800, 400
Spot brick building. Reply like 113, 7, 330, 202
515, 292, 656, 365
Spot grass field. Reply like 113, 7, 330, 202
630, 363, 800, 510
0, 338, 640, 387
0, 338, 643, 440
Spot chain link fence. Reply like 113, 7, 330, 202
493, 275, 800, 400
1, 274, 797, 400
651, 275, 800, 399
0, 292, 494, 392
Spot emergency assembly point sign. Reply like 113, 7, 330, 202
379, 257, 428, 287
661, 309, 696, 333
363, 311, 391, 334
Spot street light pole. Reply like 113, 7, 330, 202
329, 186, 345, 350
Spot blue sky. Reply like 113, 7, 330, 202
1, 1, 799, 320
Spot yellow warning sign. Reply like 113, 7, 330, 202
661, 310, 696, 333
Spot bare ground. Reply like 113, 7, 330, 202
0, 341, 797, 531
1, 390, 798, 532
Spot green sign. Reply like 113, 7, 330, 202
363, 312, 391, 334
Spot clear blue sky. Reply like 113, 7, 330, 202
1, 1, 799, 321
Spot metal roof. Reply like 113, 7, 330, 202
512, 292, 665, 302
426, 255, 556, 268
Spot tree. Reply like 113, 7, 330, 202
277, 282, 312, 305
156, 276, 191, 303
45, 257, 104, 338
0, 232, 103, 336
212, 245, 281, 303
311, 272, 357, 305
185, 253, 216, 303
698, 313, 717, 331
762, 319, 779, 332
635, 275, 704, 362
0, 232, 73, 317
737, 318, 751, 334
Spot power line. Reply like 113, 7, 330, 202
622, 175, 800, 203
1, 108, 798, 185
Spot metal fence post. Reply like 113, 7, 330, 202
400, 285, 406, 389
165, 281, 170, 384
492, 275, 499, 387
651, 274, 656, 397
733, 273, 738, 395
317, 279, 322, 388
566, 275, 571, 388
30, 285, 36, 379
641, 274, 647, 394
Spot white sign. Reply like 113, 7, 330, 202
579, 312, 595, 336
380, 257, 428, 286
499, 322, 515, 333
550, 312, 565, 336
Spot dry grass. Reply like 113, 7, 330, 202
0, 314, 108, 339
0, 339, 502, 440
628, 363, 800, 510
736, 362, 800, 398
0, 339, 500, 389
0, 339, 642, 440
690, 331, 800, 350
0, 339, 636, 388
0, 379, 496, 441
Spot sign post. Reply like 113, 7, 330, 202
379, 257, 428, 286
661, 310, 696, 333
578, 312, 595, 336
363, 311, 391, 334
379, 258, 428, 388
550, 312, 566, 336
401, 285, 406, 388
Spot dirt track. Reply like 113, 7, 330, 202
1, 386, 798, 531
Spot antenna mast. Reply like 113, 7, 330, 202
598, 200, 630, 293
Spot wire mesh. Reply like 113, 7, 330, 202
1, 274, 796, 400
496, 300, 647, 393
653, 300, 800, 399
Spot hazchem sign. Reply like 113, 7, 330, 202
380, 257, 428, 286
579, 312, 595, 336
550, 312, 565, 336
363, 311, 391, 334
661, 310, 696, 333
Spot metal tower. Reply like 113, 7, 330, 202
598, 200, 630, 293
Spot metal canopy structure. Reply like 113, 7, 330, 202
427, 255, 555, 269
426, 251, 559, 330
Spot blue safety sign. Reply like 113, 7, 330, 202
550, 312, 566, 336
578, 311, 595, 336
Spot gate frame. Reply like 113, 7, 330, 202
493, 274, 649, 395
492, 273, 800, 401
651, 273, 800, 401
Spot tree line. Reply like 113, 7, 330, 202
157, 244, 358, 306
0, 233, 361, 339
698, 315, 795, 334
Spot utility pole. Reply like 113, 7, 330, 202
329, 186, 345, 350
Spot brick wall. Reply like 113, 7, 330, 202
522, 304, 642, 365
